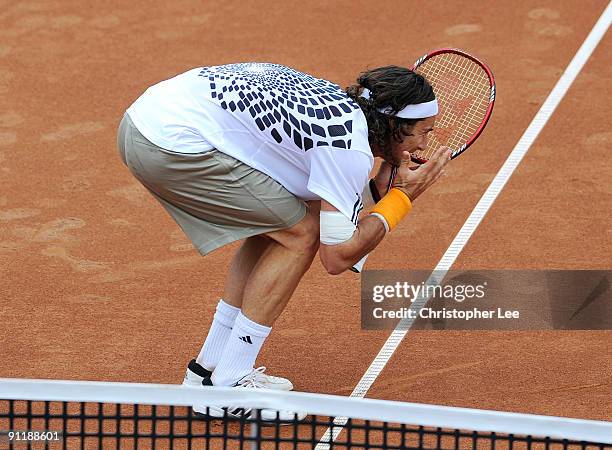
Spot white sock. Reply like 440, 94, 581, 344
211, 312, 271, 386
196, 299, 240, 371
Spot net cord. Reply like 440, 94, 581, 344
0, 378, 610, 444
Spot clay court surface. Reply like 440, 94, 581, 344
0, 0, 610, 423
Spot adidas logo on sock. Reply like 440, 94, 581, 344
239, 335, 253, 344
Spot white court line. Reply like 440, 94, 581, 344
316, 2, 612, 448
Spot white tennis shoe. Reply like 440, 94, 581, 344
182, 360, 303, 421
238, 366, 294, 391
182, 359, 294, 391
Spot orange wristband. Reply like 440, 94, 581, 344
370, 188, 413, 231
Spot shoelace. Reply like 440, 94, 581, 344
236, 367, 269, 389
234, 367, 301, 417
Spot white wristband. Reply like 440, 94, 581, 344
370, 213, 390, 233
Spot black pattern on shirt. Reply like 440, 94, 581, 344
198, 63, 360, 151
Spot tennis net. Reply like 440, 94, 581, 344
0, 378, 610, 449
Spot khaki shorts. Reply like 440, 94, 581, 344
116, 114, 307, 255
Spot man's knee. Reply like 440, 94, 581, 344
291, 214, 319, 255
268, 208, 319, 256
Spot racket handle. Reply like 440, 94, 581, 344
350, 253, 369, 273
386, 165, 398, 193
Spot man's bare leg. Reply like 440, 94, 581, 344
195, 235, 272, 370
210, 206, 320, 385
222, 235, 274, 309
197, 203, 319, 378
241, 201, 320, 325
239, 232, 317, 326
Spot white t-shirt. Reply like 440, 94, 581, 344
127, 63, 373, 222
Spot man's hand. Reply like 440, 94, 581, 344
392, 146, 451, 201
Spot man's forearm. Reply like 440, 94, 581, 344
319, 215, 386, 274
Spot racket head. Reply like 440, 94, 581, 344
410, 48, 495, 163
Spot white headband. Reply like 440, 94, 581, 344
360, 88, 439, 119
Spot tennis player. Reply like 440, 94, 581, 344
117, 63, 449, 419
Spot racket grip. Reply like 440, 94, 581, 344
350, 253, 369, 273
386, 165, 398, 193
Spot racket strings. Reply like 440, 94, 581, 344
415, 53, 491, 160
422, 60, 488, 154
419, 58, 488, 157
428, 54, 490, 123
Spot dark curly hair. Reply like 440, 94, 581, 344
345, 66, 435, 160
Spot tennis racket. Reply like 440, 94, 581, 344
387, 48, 496, 189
